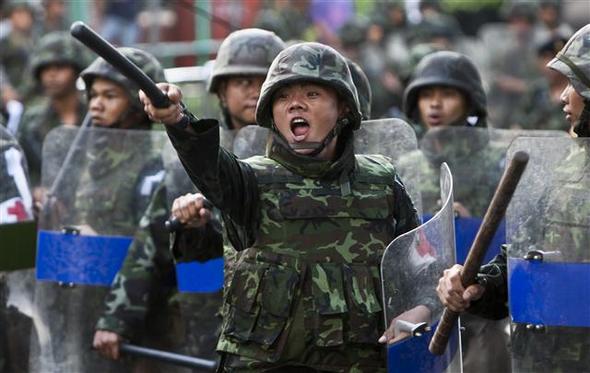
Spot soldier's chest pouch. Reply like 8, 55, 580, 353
273, 182, 393, 220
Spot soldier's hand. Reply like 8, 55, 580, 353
379, 305, 431, 344
139, 83, 184, 125
437, 264, 485, 313
93, 330, 122, 360
453, 202, 471, 218
171, 193, 212, 228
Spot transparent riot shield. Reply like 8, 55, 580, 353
398, 127, 518, 373
355, 118, 421, 212
506, 137, 590, 372
31, 126, 167, 372
382, 163, 461, 373
232, 125, 269, 159
399, 127, 508, 263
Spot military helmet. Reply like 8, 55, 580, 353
207, 28, 286, 94
346, 59, 372, 120
80, 48, 166, 109
30, 31, 91, 81
256, 42, 362, 130
403, 51, 487, 124
547, 24, 590, 100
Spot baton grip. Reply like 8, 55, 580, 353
165, 199, 214, 232
429, 151, 529, 355
70, 21, 170, 108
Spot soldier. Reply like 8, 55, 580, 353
92, 29, 286, 367
437, 24, 590, 372
142, 42, 434, 371
403, 50, 487, 137
399, 51, 511, 373
16, 31, 90, 187
0, 1, 36, 98
31, 48, 168, 372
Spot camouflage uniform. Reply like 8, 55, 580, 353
95, 29, 285, 368
470, 24, 590, 372
166, 42, 423, 372
0, 2, 36, 98
401, 51, 511, 373
16, 32, 90, 186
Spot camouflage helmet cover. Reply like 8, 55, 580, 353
403, 50, 487, 124
547, 24, 590, 100
30, 31, 92, 81
256, 42, 362, 130
346, 59, 372, 120
207, 28, 286, 94
80, 47, 167, 109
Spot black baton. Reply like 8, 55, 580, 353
70, 21, 170, 108
119, 343, 217, 371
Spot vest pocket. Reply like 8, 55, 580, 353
344, 264, 383, 344
223, 261, 299, 352
311, 263, 347, 347
224, 261, 266, 342
311, 263, 383, 347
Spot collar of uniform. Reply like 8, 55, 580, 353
267, 130, 355, 181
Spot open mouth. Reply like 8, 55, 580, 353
427, 113, 443, 126
290, 117, 310, 141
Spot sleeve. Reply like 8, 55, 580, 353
95, 183, 176, 339
165, 112, 260, 247
467, 244, 509, 320
392, 172, 420, 236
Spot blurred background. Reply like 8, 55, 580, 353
1, 0, 589, 128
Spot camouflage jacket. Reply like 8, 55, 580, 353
165, 117, 424, 368
0, 32, 35, 96
16, 98, 86, 186
95, 127, 236, 342
73, 130, 164, 235
95, 179, 224, 342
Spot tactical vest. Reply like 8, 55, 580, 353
218, 154, 400, 362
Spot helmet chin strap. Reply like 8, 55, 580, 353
283, 117, 349, 157
573, 99, 590, 138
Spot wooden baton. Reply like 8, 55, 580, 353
428, 150, 529, 355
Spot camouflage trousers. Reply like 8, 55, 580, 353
511, 325, 590, 373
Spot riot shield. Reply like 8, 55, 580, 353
398, 127, 508, 263
397, 127, 515, 373
232, 125, 269, 159
31, 126, 167, 372
506, 137, 590, 372
381, 163, 461, 373
355, 118, 421, 212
